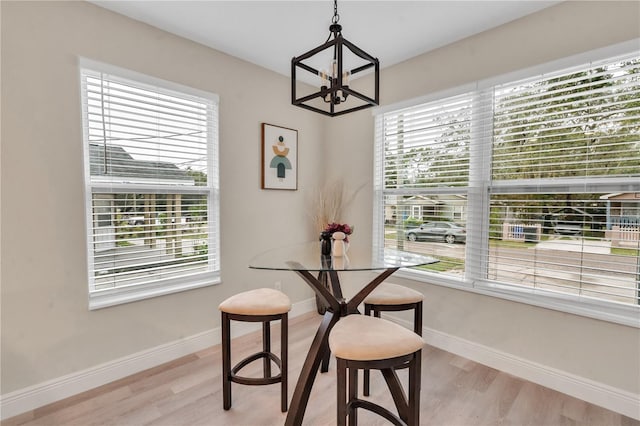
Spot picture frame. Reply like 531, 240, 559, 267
261, 123, 298, 190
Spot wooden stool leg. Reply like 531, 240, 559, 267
222, 312, 232, 410
409, 350, 422, 426
321, 348, 331, 372
414, 302, 423, 336
348, 365, 358, 426
281, 313, 288, 412
337, 358, 347, 426
262, 320, 271, 378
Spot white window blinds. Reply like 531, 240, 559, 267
81, 62, 220, 309
374, 93, 475, 279
492, 56, 640, 182
381, 92, 473, 189
486, 53, 640, 309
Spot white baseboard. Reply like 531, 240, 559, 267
388, 315, 640, 420
0, 297, 316, 421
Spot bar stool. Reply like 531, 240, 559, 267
329, 315, 424, 426
363, 283, 424, 396
218, 288, 291, 412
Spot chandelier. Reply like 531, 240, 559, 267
291, 0, 379, 117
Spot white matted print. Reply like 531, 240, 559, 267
261, 123, 298, 190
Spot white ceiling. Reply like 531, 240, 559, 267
90, 1, 561, 78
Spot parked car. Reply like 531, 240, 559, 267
127, 216, 145, 225
126, 214, 192, 226
552, 220, 582, 235
405, 221, 466, 244
549, 210, 588, 235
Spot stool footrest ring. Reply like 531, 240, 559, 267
349, 399, 406, 426
230, 351, 283, 386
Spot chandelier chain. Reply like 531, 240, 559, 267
332, 0, 340, 24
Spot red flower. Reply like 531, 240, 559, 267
324, 223, 353, 242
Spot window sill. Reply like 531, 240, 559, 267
88, 271, 221, 310
393, 269, 640, 328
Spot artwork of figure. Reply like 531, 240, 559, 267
262, 123, 297, 190
270, 135, 292, 179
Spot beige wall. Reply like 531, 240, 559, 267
0, 1, 323, 394
1, 0, 639, 406
326, 1, 640, 395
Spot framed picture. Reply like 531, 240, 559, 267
261, 123, 298, 190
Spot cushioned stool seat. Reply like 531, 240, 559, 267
219, 288, 291, 412
363, 283, 424, 307
363, 283, 424, 396
219, 288, 291, 316
329, 315, 424, 426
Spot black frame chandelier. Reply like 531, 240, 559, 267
291, 0, 379, 117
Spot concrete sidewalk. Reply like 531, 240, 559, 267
534, 238, 611, 254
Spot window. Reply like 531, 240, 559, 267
411, 206, 421, 219
374, 91, 473, 279
80, 60, 220, 309
374, 42, 640, 325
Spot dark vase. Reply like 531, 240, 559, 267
320, 231, 332, 255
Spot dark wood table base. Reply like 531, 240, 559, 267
284, 266, 399, 426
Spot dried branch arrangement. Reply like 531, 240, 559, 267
308, 179, 366, 234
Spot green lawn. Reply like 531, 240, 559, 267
612, 247, 639, 256
414, 257, 464, 273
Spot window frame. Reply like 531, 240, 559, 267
80, 58, 221, 310
373, 40, 640, 327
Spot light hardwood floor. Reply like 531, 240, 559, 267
3, 312, 638, 426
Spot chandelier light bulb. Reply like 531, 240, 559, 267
318, 70, 329, 87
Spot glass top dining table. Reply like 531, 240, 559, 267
248, 241, 436, 272
249, 241, 438, 425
